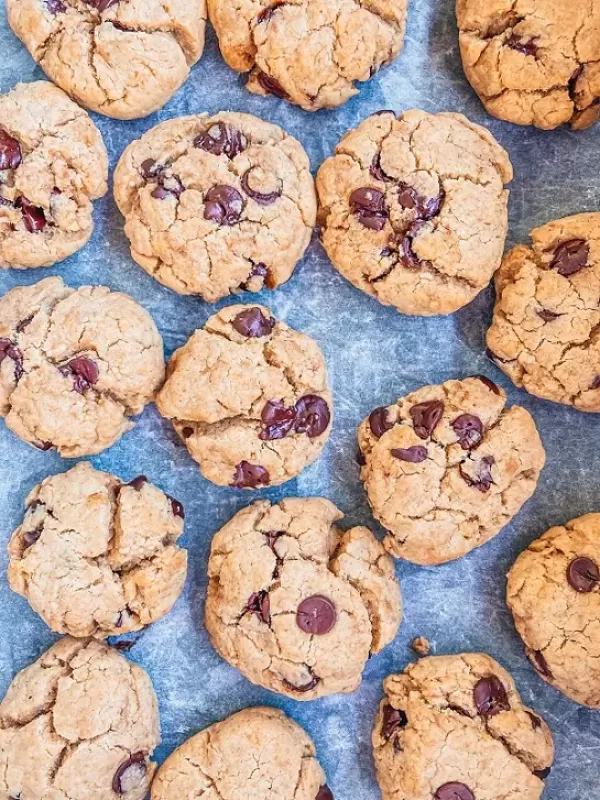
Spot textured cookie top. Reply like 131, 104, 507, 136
151, 706, 330, 800
114, 113, 316, 302
0, 81, 108, 269
0, 277, 165, 457
358, 376, 545, 565
487, 212, 600, 412
7, 0, 206, 119
0, 637, 160, 800
8, 462, 187, 639
316, 110, 512, 316
206, 498, 402, 700
208, 0, 408, 110
457, 0, 600, 130
507, 513, 600, 708
373, 654, 554, 800
157, 304, 332, 488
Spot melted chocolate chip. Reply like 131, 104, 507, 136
282, 674, 320, 693
169, 497, 185, 519
568, 66, 584, 99
265, 530, 283, 552
15, 315, 33, 333
294, 395, 330, 438
567, 557, 599, 593
349, 187, 388, 231
151, 179, 184, 200
537, 308, 563, 322
59, 356, 99, 393
397, 183, 444, 220
398, 221, 428, 269
473, 675, 510, 718
534, 767, 551, 780
296, 595, 336, 635
435, 783, 475, 800
256, 4, 276, 23
369, 407, 393, 438
357, 449, 366, 466
241, 262, 270, 291
382, 704, 408, 740
0, 130, 22, 171
231, 307, 276, 337
231, 461, 270, 489
0, 338, 24, 381
140, 159, 161, 179
486, 347, 510, 364
17, 198, 46, 233
260, 399, 297, 440
473, 374, 501, 395
246, 591, 271, 624
527, 711, 542, 730
112, 752, 146, 795
316, 786, 333, 800
410, 400, 444, 439
182, 426, 194, 439
507, 34, 538, 56
550, 239, 589, 277
459, 455, 495, 493
204, 185, 244, 225
85, 0, 120, 10
241, 167, 282, 205
22, 528, 42, 550
370, 153, 393, 182
532, 650, 552, 679
127, 475, 148, 491
391, 445, 427, 463
34, 441, 53, 451
194, 122, 247, 159
257, 70, 289, 99
452, 414, 483, 450
590, 375, 600, 390
44, 0, 67, 12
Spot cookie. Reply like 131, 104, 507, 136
316, 110, 512, 316
114, 113, 316, 302
358, 376, 545, 565
208, 0, 409, 111
7, 0, 206, 120
151, 706, 331, 800
205, 498, 402, 700
0, 637, 160, 800
0, 276, 165, 457
487, 213, 600, 412
373, 653, 554, 800
157, 305, 332, 488
457, 0, 600, 130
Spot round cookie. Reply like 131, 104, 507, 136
208, 0, 409, 111
507, 513, 600, 707
7, 0, 206, 120
151, 706, 331, 800
0, 637, 160, 800
358, 376, 545, 565
156, 304, 332, 488
373, 653, 554, 800
487, 213, 600, 412
457, 0, 600, 130
205, 498, 402, 700
316, 110, 512, 316
0, 276, 165, 457
0, 81, 108, 269
8, 462, 187, 639
114, 113, 316, 302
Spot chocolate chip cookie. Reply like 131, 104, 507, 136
157, 305, 332, 488
0, 637, 160, 800
205, 497, 402, 700
358, 376, 545, 565
7, 0, 206, 119
151, 706, 331, 800
0, 81, 108, 269
316, 110, 513, 316
457, 0, 600, 130
0, 277, 165, 456
507, 513, 600, 707
114, 112, 316, 302
208, 0, 409, 111
373, 653, 554, 800
487, 213, 600, 412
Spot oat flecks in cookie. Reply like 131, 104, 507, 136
507, 513, 600, 707
0, 277, 165, 457
487, 212, 600, 412
156, 304, 332, 488
7, 463, 187, 639
358, 376, 545, 565
316, 110, 513, 316
0, 637, 160, 800
114, 112, 316, 302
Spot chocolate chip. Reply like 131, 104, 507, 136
550, 239, 589, 277
296, 595, 336, 635
231, 307, 276, 337
397, 183, 444, 220
265, 530, 283, 552
567, 556, 599, 593
473, 675, 510, 718
473, 374, 501, 395
0, 130, 22, 171
537, 308, 563, 322
204, 185, 244, 225
194, 122, 247, 159
349, 187, 388, 231
260, 399, 297, 440
294, 395, 330, 438
486, 347, 510, 364
370, 153, 393, 182
243, 261, 268, 285
435, 783, 475, 800
391, 445, 427, 463
182, 426, 194, 438
282, 674, 320, 693
459, 455, 495, 493
0, 338, 24, 381
127, 475, 148, 491
590, 375, 600, 390
257, 70, 289, 99
152, 182, 182, 200
85, 0, 120, 10
59, 356, 99, 393
22, 528, 42, 550
140, 159, 161, 179
534, 767, 551, 780
34, 441, 53, 451
112, 752, 146, 795
241, 167, 282, 205
245, 591, 271, 624
531, 650, 552, 679
568, 65, 584, 99
357, 449, 366, 466
256, 5, 276, 23
410, 400, 444, 439
381, 704, 408, 740
527, 711, 542, 730
231, 461, 270, 489
169, 497, 185, 519
15, 315, 33, 333
507, 34, 538, 56
398, 221, 429, 269
316, 786, 333, 800
17, 198, 46, 233
452, 414, 483, 450
369, 407, 393, 438
44, 0, 67, 12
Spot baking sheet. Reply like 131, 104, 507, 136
0, 1, 599, 797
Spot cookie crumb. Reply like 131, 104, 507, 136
411, 636, 430, 656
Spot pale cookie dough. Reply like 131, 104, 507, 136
206, 498, 402, 700
8, 462, 187, 639
7, 0, 206, 120
0, 277, 165, 457
373, 653, 554, 800
358, 376, 545, 565
457, 0, 600, 130
157, 305, 332, 488
316, 110, 512, 316
0, 637, 160, 800
208, 0, 409, 111
507, 513, 600, 707
487, 213, 600, 412
114, 112, 316, 302
151, 707, 332, 800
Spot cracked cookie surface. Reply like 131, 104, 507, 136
7, 0, 206, 120
457, 0, 600, 130
0, 276, 165, 457
358, 376, 545, 565
507, 513, 600, 707
208, 0, 408, 111
8, 462, 187, 639
0, 637, 160, 800
157, 304, 332, 488
487, 213, 600, 412
0, 81, 108, 269
205, 498, 402, 700
316, 110, 512, 316
373, 653, 554, 800
114, 113, 316, 302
